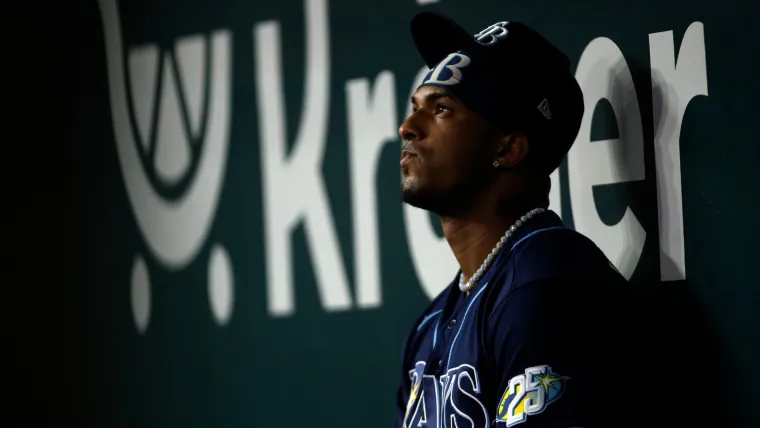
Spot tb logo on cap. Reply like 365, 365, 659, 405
423, 52, 472, 86
475, 21, 509, 46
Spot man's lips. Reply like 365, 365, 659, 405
400, 150, 417, 168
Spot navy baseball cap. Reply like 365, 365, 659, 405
410, 12, 584, 174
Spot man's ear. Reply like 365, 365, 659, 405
493, 133, 529, 168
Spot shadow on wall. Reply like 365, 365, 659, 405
601, 56, 743, 427
646, 278, 744, 428
650, 67, 744, 428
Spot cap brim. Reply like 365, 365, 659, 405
410, 12, 484, 68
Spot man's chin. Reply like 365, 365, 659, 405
401, 181, 475, 218
400, 186, 416, 205
401, 185, 424, 208
401, 184, 441, 214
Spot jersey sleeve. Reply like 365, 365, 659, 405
394, 314, 423, 428
394, 362, 411, 428
485, 278, 630, 428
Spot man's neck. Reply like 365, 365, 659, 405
440, 209, 521, 284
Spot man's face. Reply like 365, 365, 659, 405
399, 85, 496, 216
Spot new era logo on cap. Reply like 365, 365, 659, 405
538, 98, 551, 120
474, 21, 510, 46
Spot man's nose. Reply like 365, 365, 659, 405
399, 116, 421, 142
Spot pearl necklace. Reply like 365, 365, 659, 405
458, 207, 546, 293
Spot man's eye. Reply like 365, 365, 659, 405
436, 104, 450, 114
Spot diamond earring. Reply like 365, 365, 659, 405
493, 160, 500, 168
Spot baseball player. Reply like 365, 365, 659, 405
395, 12, 645, 428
